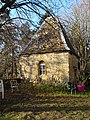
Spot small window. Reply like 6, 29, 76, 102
39, 61, 45, 75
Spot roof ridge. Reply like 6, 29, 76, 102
20, 16, 78, 56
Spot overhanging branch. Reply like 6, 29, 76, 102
0, 0, 16, 14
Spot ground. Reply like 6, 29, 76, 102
0, 83, 90, 120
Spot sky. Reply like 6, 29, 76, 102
9, 0, 83, 29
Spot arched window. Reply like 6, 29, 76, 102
39, 61, 45, 75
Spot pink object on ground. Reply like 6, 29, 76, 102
77, 84, 84, 92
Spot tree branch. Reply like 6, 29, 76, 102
0, 0, 16, 14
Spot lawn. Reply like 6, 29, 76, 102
0, 83, 90, 120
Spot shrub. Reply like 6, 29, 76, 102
34, 80, 65, 93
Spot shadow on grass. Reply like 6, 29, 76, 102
11, 105, 90, 113
0, 91, 90, 115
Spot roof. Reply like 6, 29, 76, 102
21, 16, 77, 56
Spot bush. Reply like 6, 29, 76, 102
34, 80, 65, 93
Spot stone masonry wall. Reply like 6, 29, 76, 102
69, 54, 79, 82
19, 52, 70, 83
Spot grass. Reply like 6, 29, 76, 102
0, 82, 90, 120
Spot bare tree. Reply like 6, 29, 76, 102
63, 0, 90, 81
0, 0, 90, 80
